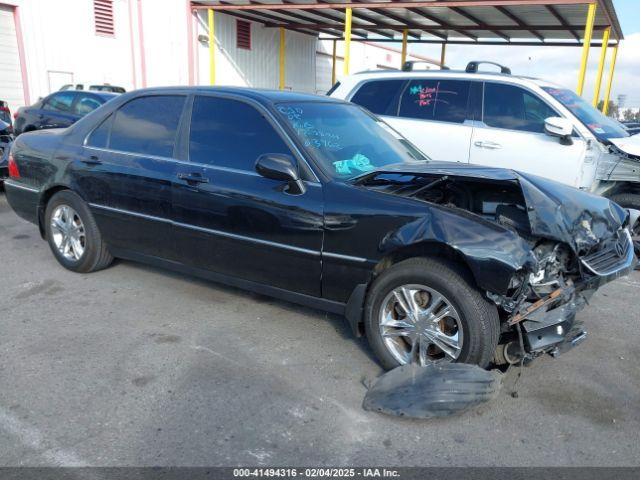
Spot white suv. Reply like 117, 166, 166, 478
330, 62, 640, 242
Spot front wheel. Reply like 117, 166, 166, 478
44, 190, 113, 273
364, 257, 500, 370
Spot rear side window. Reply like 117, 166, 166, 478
350, 80, 405, 116
43, 92, 76, 112
189, 96, 291, 171
483, 83, 557, 133
74, 95, 103, 115
109, 95, 185, 157
86, 115, 111, 148
399, 79, 472, 124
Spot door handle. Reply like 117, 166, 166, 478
81, 155, 102, 165
474, 141, 502, 150
177, 172, 209, 184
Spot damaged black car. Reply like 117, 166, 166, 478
4, 88, 637, 370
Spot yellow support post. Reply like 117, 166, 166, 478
440, 43, 447, 68
603, 44, 619, 115
592, 27, 610, 107
331, 39, 337, 85
279, 27, 285, 90
400, 29, 408, 68
576, 2, 597, 96
343, 7, 352, 76
208, 9, 215, 85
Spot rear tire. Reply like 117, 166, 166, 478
44, 190, 113, 273
364, 257, 500, 370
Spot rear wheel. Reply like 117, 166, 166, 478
44, 190, 113, 273
364, 257, 500, 370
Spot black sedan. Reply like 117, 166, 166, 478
3, 87, 636, 369
13, 90, 118, 136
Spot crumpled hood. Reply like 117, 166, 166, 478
374, 162, 628, 254
610, 134, 640, 158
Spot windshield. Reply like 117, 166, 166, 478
275, 102, 427, 180
542, 86, 629, 140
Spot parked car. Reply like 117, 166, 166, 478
13, 90, 118, 135
60, 83, 126, 94
329, 62, 640, 249
3, 87, 636, 369
0, 100, 12, 127
0, 118, 13, 181
623, 122, 640, 136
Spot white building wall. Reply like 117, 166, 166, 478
195, 12, 316, 93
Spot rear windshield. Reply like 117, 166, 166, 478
543, 87, 628, 140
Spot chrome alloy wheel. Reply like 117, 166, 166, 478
50, 205, 86, 261
379, 284, 463, 366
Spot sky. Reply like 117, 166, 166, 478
409, 0, 640, 108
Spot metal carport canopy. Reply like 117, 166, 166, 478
189, 0, 623, 111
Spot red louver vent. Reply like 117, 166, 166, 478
236, 20, 251, 50
94, 0, 115, 36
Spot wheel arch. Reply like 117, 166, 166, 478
345, 240, 482, 338
37, 185, 72, 238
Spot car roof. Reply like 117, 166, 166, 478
343, 69, 562, 90
129, 86, 344, 106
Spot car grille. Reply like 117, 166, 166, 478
581, 229, 634, 276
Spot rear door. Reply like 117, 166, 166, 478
77, 94, 187, 260
469, 82, 587, 187
172, 94, 324, 296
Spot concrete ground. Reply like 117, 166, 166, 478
0, 192, 639, 467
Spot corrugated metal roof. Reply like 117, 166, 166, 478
191, 0, 623, 45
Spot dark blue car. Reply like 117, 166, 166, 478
13, 90, 118, 136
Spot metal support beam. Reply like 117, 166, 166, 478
440, 43, 447, 67
603, 44, 619, 115
279, 27, 285, 90
401, 29, 408, 68
577, 2, 597, 96
592, 26, 610, 107
331, 39, 337, 85
343, 7, 352, 76
208, 9, 215, 85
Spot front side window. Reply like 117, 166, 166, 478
483, 83, 556, 133
74, 95, 103, 115
189, 96, 291, 171
43, 92, 76, 112
350, 80, 406, 116
109, 95, 185, 157
398, 79, 472, 124
542, 86, 629, 140
276, 102, 427, 181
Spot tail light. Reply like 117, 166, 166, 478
8, 153, 20, 178
13, 111, 18, 120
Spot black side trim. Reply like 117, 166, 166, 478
109, 247, 346, 316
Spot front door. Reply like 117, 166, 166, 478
469, 82, 587, 188
74, 94, 187, 260
172, 95, 323, 296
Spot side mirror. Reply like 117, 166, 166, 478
255, 153, 305, 194
544, 117, 574, 145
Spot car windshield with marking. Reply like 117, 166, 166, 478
542, 87, 629, 140
275, 102, 427, 181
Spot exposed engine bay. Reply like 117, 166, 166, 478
357, 169, 637, 365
